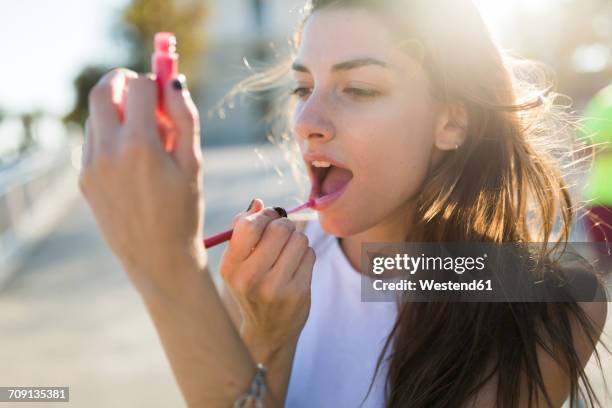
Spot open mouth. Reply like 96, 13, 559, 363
308, 162, 354, 203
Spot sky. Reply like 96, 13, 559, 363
0, 0, 129, 117
0, 0, 551, 119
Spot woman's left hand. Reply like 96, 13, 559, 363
79, 68, 205, 296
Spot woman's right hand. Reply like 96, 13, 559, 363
80, 68, 205, 297
220, 198, 315, 353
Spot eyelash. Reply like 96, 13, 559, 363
291, 87, 381, 99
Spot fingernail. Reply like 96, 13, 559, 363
246, 199, 255, 212
273, 207, 287, 218
172, 78, 183, 91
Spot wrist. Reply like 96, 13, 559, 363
242, 328, 299, 365
155, 238, 208, 270
132, 245, 210, 301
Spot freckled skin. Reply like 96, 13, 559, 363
291, 8, 450, 268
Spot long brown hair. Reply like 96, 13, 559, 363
222, 1, 608, 406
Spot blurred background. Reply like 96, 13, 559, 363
0, 0, 610, 406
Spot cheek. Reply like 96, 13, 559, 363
352, 99, 435, 197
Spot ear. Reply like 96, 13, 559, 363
433, 102, 468, 151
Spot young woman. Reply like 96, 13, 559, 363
80, 0, 608, 407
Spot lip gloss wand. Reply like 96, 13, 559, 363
118, 32, 180, 147
152, 32, 179, 151
202, 198, 316, 249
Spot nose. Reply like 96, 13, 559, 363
292, 92, 336, 145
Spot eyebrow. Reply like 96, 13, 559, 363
291, 57, 389, 73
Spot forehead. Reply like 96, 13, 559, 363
297, 7, 397, 65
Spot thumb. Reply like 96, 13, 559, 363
232, 198, 264, 228
248, 198, 265, 215
164, 74, 201, 173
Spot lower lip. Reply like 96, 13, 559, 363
310, 182, 350, 211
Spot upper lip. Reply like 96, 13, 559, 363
302, 151, 349, 170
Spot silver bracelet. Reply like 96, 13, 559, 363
233, 363, 267, 408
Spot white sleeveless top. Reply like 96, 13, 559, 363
285, 216, 398, 408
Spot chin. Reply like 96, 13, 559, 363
317, 209, 364, 238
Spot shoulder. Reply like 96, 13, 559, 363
533, 301, 608, 406
575, 301, 608, 350
579, 300, 608, 327
463, 301, 608, 407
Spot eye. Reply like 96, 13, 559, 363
291, 87, 312, 99
345, 88, 381, 98
290, 86, 382, 100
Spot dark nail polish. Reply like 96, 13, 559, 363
172, 78, 183, 90
273, 207, 287, 218
246, 199, 255, 211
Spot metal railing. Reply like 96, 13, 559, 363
0, 144, 77, 285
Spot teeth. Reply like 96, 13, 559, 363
312, 160, 332, 168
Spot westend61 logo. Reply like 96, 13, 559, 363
371, 253, 488, 275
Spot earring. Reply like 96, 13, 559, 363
454, 143, 459, 150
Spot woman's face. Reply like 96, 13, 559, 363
292, 7, 443, 237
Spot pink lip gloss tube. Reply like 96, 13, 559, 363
152, 32, 179, 151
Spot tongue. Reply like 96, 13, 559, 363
321, 166, 353, 196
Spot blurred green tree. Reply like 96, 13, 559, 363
64, 0, 208, 129
64, 65, 111, 128
117, 0, 208, 85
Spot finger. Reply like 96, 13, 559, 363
240, 206, 284, 258
288, 247, 316, 291
82, 118, 94, 168
164, 74, 201, 173
124, 74, 162, 146
267, 230, 310, 286
249, 218, 296, 274
232, 198, 256, 228
226, 201, 282, 263
89, 68, 135, 155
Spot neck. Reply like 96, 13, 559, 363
338, 200, 418, 274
